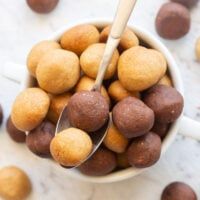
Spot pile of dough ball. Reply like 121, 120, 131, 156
10, 23, 184, 176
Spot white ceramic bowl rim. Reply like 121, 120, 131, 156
24, 18, 184, 183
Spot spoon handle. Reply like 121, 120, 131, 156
94, 0, 137, 91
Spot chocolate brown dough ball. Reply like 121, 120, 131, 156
79, 148, 117, 176
100, 25, 139, 50
108, 80, 140, 102
26, 121, 55, 157
118, 46, 167, 91
6, 117, 26, 143
151, 122, 169, 139
0, 104, 3, 126
195, 36, 200, 61
75, 76, 110, 106
26, 0, 59, 14
11, 88, 50, 131
68, 91, 109, 132
112, 97, 154, 138
158, 75, 173, 87
60, 24, 100, 56
117, 152, 130, 169
0, 166, 31, 200
27, 40, 61, 77
161, 182, 197, 200
36, 49, 80, 94
47, 92, 72, 124
50, 128, 92, 167
80, 43, 119, 80
127, 132, 161, 168
143, 85, 184, 123
155, 3, 191, 40
171, 0, 199, 8
103, 123, 129, 153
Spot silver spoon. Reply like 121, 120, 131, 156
56, 0, 137, 168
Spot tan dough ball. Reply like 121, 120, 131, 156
75, 76, 110, 106
47, 92, 72, 124
100, 25, 139, 50
158, 74, 172, 86
118, 46, 167, 91
108, 80, 140, 102
0, 166, 31, 200
36, 49, 80, 94
50, 128, 93, 167
27, 40, 61, 77
103, 123, 129, 153
80, 43, 119, 80
11, 88, 50, 131
195, 36, 200, 61
117, 152, 130, 168
60, 24, 100, 56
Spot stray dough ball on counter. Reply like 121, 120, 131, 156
79, 147, 117, 176
27, 40, 61, 76
108, 80, 140, 102
103, 123, 129, 153
36, 49, 80, 94
80, 43, 119, 80
60, 24, 100, 56
50, 128, 92, 167
127, 132, 161, 168
47, 92, 72, 124
195, 36, 200, 61
26, 120, 55, 157
161, 182, 197, 200
0, 166, 31, 200
67, 91, 109, 132
112, 97, 154, 138
100, 25, 139, 50
11, 88, 50, 131
75, 76, 110, 106
6, 116, 26, 143
143, 85, 184, 123
118, 46, 167, 91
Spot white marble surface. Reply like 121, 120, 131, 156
0, 0, 200, 199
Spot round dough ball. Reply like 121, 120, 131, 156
151, 122, 169, 139
11, 88, 50, 131
27, 40, 61, 77
78, 147, 117, 176
50, 128, 92, 167
118, 46, 167, 91
67, 91, 109, 132
26, 120, 55, 157
158, 75, 172, 87
155, 2, 191, 40
26, 0, 59, 13
6, 116, 26, 143
75, 76, 110, 106
80, 43, 119, 80
171, 0, 199, 8
117, 152, 130, 169
0, 166, 31, 200
161, 182, 197, 200
0, 104, 3, 126
143, 85, 184, 123
127, 132, 161, 168
47, 92, 72, 124
195, 36, 200, 61
112, 97, 154, 138
103, 123, 129, 153
108, 80, 140, 102
60, 24, 100, 56
100, 25, 139, 50
36, 49, 80, 94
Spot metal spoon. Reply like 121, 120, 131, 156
56, 0, 137, 168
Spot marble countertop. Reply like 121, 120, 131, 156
0, 0, 200, 199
